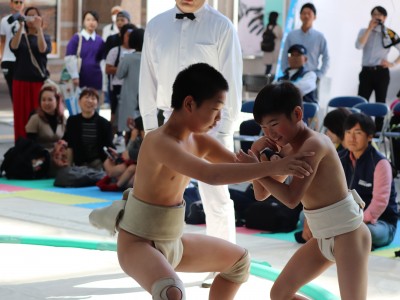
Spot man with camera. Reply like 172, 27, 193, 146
356, 5, 400, 131
0, 0, 25, 102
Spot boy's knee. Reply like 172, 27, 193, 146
270, 284, 290, 300
151, 277, 185, 300
220, 249, 251, 284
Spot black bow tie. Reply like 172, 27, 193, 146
175, 13, 196, 20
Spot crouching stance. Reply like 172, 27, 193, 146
90, 63, 313, 299
117, 190, 250, 299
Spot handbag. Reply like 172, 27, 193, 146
60, 33, 82, 82
24, 33, 49, 80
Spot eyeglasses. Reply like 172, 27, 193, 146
13, 1, 24, 4
288, 53, 303, 57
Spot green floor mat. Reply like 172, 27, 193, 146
0, 178, 55, 189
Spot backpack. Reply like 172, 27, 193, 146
261, 25, 276, 52
54, 166, 105, 187
183, 186, 205, 224
0, 137, 50, 179
245, 196, 302, 232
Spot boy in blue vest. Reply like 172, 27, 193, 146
237, 82, 371, 300
277, 44, 317, 104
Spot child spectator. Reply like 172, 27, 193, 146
97, 116, 144, 191
322, 107, 352, 152
116, 28, 144, 134
105, 23, 136, 143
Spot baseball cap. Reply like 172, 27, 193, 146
288, 44, 307, 55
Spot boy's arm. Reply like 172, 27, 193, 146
236, 149, 287, 200
255, 138, 323, 208
153, 133, 313, 186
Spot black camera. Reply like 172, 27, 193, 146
261, 148, 281, 160
7, 13, 25, 24
376, 19, 382, 25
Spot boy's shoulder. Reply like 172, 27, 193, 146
296, 130, 330, 153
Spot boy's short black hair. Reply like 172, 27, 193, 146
171, 63, 228, 110
120, 23, 137, 43
371, 6, 387, 17
134, 116, 144, 131
129, 28, 144, 51
323, 107, 352, 140
253, 82, 302, 124
300, 3, 316, 15
343, 113, 376, 136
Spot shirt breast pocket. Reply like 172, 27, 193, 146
192, 43, 219, 68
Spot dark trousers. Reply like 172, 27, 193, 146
1, 61, 15, 102
358, 67, 390, 131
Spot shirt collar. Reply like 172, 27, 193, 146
173, 3, 206, 22
81, 29, 96, 41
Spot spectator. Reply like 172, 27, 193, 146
25, 84, 67, 176
105, 23, 136, 143
65, 11, 104, 93
104, 10, 133, 59
355, 6, 400, 131
277, 44, 317, 103
102, 5, 122, 41
116, 28, 144, 133
62, 88, 114, 170
25, 84, 65, 151
341, 113, 398, 249
97, 116, 144, 191
102, 8, 130, 109
10, 6, 51, 141
139, 1, 242, 257
0, 0, 25, 101
261, 11, 282, 76
281, 3, 329, 80
322, 107, 352, 152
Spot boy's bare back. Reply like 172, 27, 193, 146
288, 128, 348, 210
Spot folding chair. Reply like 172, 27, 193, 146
234, 100, 261, 151
320, 96, 368, 131
382, 102, 400, 163
241, 100, 255, 113
326, 96, 368, 109
302, 102, 319, 130
353, 102, 390, 152
242, 74, 272, 100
